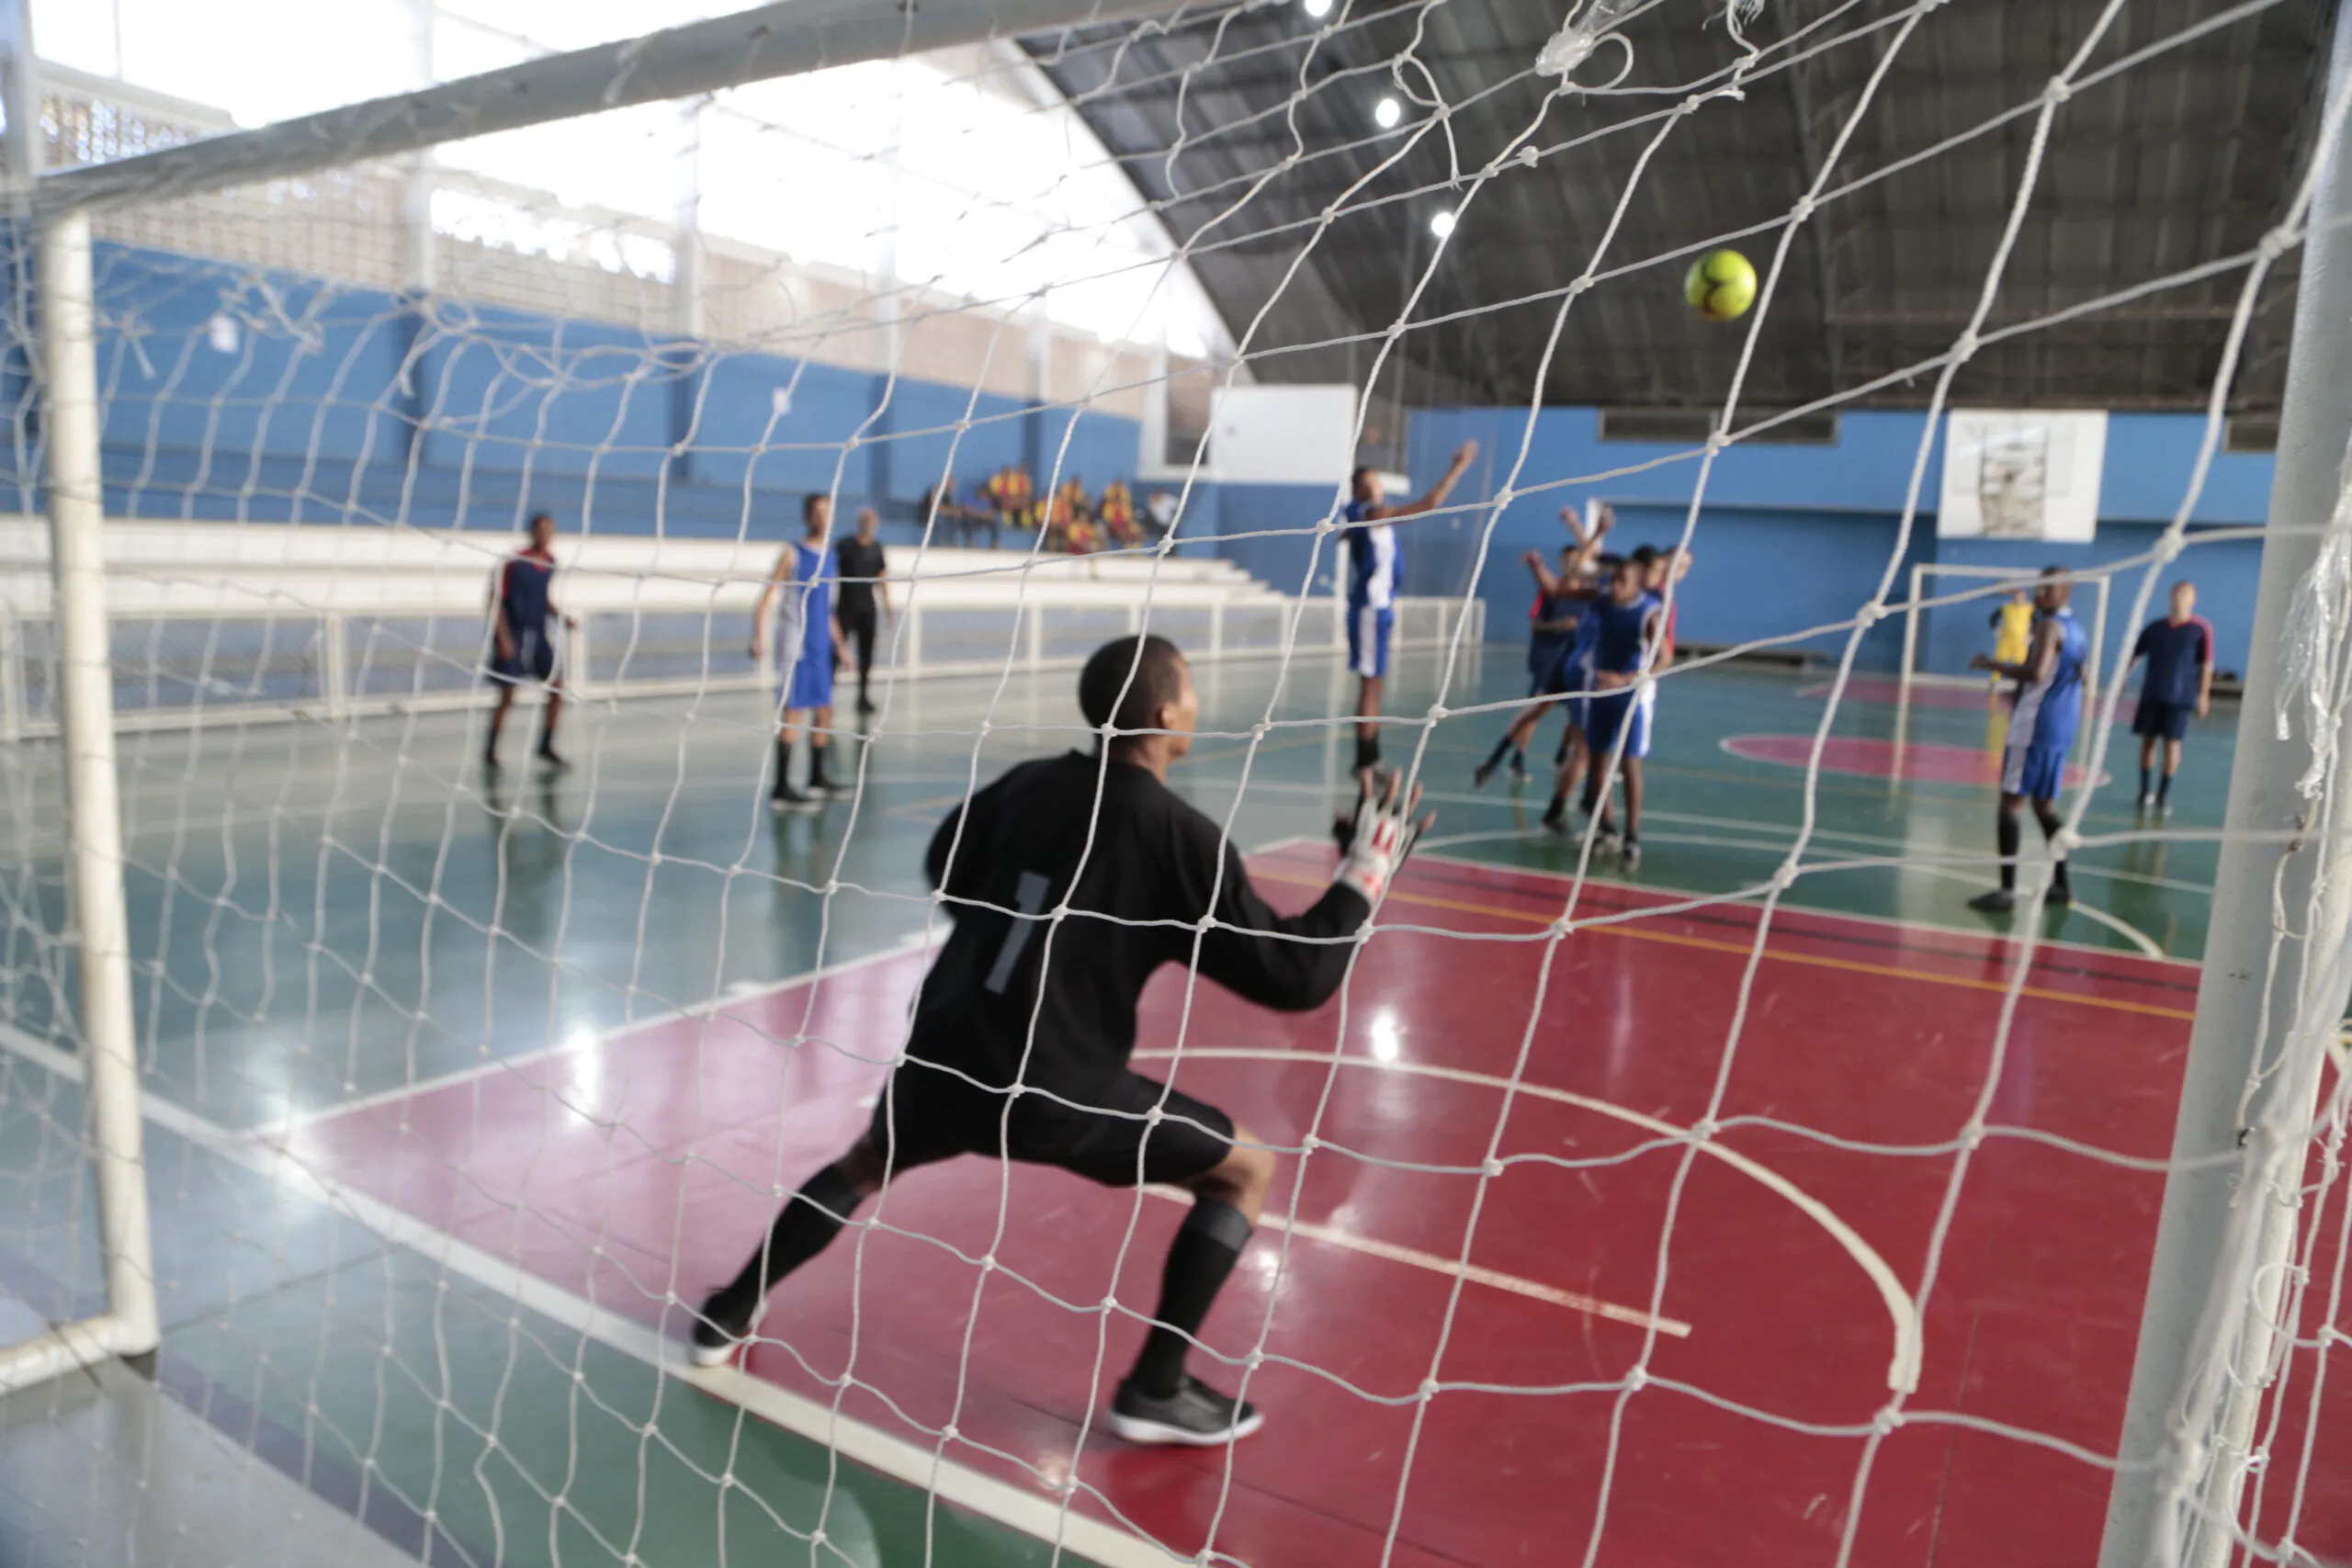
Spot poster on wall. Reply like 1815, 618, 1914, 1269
1938, 410, 2109, 541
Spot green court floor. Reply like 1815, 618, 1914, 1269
0, 645, 2230, 1568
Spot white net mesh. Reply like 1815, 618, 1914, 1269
3, 3, 2350, 1567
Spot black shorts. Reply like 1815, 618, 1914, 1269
2132, 696, 2191, 741
488, 626, 557, 686
865, 1061, 1236, 1188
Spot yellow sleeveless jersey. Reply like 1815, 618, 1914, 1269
1993, 602, 2034, 666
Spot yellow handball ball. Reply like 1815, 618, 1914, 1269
1684, 248, 1758, 321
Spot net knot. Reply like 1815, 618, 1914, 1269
808, 1532, 827, 1551
1568, 275, 1596, 297
1790, 194, 1817, 223
980, 1253, 998, 1272
2041, 75, 2075, 107
1950, 329, 1981, 365
1690, 1119, 1718, 1142
1419, 1376, 1442, 1400
1301, 1133, 1322, 1152
1855, 601, 1884, 628
1871, 1407, 1903, 1436
1427, 701, 1450, 719
1961, 1122, 1985, 1151
1482, 1156, 1505, 1178
2257, 225, 2293, 265
1247, 1348, 1266, 1369
1770, 857, 1800, 891
2050, 827, 2082, 855
2154, 531, 2185, 565
1515, 144, 1541, 169
1315, 513, 1338, 534
1251, 719, 1272, 740
1145, 1103, 1164, 1125
1623, 1365, 1649, 1392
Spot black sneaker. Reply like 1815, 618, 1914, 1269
1509, 755, 1530, 782
769, 785, 817, 814
2045, 882, 2073, 907
688, 1295, 749, 1369
1472, 760, 1498, 790
537, 746, 570, 772
1107, 1374, 1263, 1448
1969, 888, 2016, 913
1539, 804, 1566, 835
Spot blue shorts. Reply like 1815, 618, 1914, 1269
782, 644, 834, 711
487, 625, 557, 687
2002, 735, 2073, 800
1348, 604, 1394, 680
1584, 683, 1651, 761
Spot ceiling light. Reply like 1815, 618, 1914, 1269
1374, 96, 1401, 130
1429, 209, 1457, 240
1302, 0, 1333, 17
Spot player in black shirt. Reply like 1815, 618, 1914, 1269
690, 635, 1430, 1445
833, 508, 889, 717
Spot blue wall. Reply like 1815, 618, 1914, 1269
55, 239, 1145, 549
1404, 406, 2277, 678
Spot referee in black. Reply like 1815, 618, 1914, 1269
691, 634, 1429, 1445
833, 506, 889, 716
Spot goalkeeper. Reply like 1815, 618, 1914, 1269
690, 634, 1430, 1448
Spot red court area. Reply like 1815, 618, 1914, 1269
1725, 732, 2095, 789
1798, 676, 2124, 718
273, 849, 2351, 1568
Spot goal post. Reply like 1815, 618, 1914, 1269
1899, 558, 2109, 713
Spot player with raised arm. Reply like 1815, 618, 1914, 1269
1472, 502, 1611, 789
2126, 581, 2213, 816
833, 506, 890, 718
1340, 441, 1477, 784
1567, 554, 1668, 868
752, 494, 846, 812
1968, 566, 2088, 912
482, 510, 572, 772
688, 635, 1431, 1446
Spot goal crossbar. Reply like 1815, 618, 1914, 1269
1898, 560, 2109, 710
32, 0, 1185, 218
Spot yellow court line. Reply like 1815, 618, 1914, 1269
1251, 868, 2196, 1022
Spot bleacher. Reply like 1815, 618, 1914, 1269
0, 520, 1482, 737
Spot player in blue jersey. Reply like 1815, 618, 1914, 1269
1554, 555, 1667, 868
752, 494, 846, 812
483, 511, 571, 771
1473, 502, 1611, 789
1340, 441, 1477, 783
1968, 566, 2087, 911
2125, 581, 2213, 816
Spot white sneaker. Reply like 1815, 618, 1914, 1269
1107, 1375, 1263, 1448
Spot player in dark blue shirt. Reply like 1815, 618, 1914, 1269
2126, 581, 2213, 816
1472, 502, 1611, 789
484, 511, 571, 770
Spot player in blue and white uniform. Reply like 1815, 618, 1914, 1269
1968, 566, 2087, 911
1472, 502, 1611, 790
483, 510, 571, 771
1339, 441, 1477, 782
1552, 555, 1667, 867
753, 493, 845, 812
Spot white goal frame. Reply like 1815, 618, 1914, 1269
1898, 559, 2108, 714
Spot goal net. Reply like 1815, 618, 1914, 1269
4, 3, 2350, 1568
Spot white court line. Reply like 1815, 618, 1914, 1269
271, 931, 936, 1135
0, 1018, 1183, 1568
1136, 1185, 1689, 1338
1136, 1047, 1920, 1394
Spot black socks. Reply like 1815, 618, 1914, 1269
704, 1162, 865, 1330
2140, 765, 2152, 796
2036, 809, 2070, 892
1997, 814, 2021, 890
1354, 734, 1381, 773
808, 743, 831, 789
772, 737, 793, 798
1128, 1199, 1253, 1398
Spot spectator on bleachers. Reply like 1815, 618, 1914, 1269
1048, 476, 1101, 554
920, 474, 994, 548
1101, 479, 1140, 548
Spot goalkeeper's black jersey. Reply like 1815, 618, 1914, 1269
907, 750, 1368, 1095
